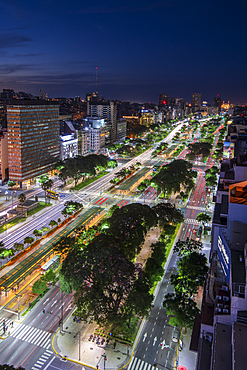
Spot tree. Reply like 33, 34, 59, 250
174, 238, 203, 256
196, 213, 211, 224
49, 220, 58, 228
32, 279, 47, 295
104, 203, 157, 260
41, 179, 53, 204
163, 292, 200, 328
43, 269, 56, 283
18, 193, 26, 217
62, 201, 83, 218
186, 142, 212, 161
171, 252, 208, 294
24, 236, 34, 248
0, 248, 15, 262
7, 180, 16, 188
0, 365, 25, 370
152, 202, 184, 227
60, 243, 142, 326
33, 229, 42, 240
13, 242, 24, 253
152, 160, 196, 196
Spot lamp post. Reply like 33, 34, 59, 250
73, 331, 81, 361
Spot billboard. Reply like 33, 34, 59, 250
217, 229, 231, 285
223, 142, 234, 159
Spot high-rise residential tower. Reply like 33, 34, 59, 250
7, 100, 60, 187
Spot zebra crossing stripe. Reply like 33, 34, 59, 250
143, 362, 149, 370
10, 324, 52, 348
35, 332, 51, 347
127, 357, 162, 370
128, 356, 137, 370
23, 326, 36, 342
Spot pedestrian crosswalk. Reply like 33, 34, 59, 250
11, 323, 52, 349
127, 356, 162, 370
187, 206, 207, 211
184, 218, 201, 224
31, 349, 53, 370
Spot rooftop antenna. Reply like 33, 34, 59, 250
96, 67, 98, 93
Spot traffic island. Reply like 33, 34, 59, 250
52, 315, 130, 369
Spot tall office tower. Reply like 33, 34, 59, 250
87, 101, 117, 142
191, 93, 201, 112
159, 93, 168, 107
214, 95, 222, 114
7, 100, 60, 187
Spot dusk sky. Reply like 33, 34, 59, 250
0, 0, 246, 104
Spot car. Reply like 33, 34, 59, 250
172, 331, 179, 343
88, 334, 93, 341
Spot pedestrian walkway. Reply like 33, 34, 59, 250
127, 356, 157, 370
31, 349, 54, 370
11, 323, 52, 349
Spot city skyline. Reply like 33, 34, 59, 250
0, 0, 247, 104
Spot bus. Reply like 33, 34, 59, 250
47, 190, 59, 200
41, 255, 60, 274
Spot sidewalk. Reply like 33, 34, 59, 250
52, 316, 131, 370
178, 329, 198, 370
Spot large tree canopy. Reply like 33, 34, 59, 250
104, 203, 158, 260
151, 159, 196, 195
152, 202, 184, 227
60, 242, 152, 326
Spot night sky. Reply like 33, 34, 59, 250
0, 0, 246, 104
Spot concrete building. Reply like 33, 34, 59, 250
7, 100, 60, 187
87, 101, 117, 142
196, 152, 247, 370
0, 129, 8, 183
82, 117, 105, 153
116, 119, 127, 142
60, 120, 78, 160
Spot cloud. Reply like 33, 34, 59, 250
0, 33, 32, 49
0, 63, 39, 74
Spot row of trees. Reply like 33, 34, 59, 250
58, 202, 184, 328
164, 239, 208, 328
55, 154, 117, 187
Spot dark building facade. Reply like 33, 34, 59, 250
7, 100, 60, 186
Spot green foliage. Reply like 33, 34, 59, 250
62, 200, 83, 217
186, 142, 212, 160
152, 159, 196, 196
7, 180, 16, 188
164, 292, 200, 329
13, 242, 24, 252
33, 229, 42, 239
196, 213, 211, 224
23, 236, 35, 246
43, 269, 56, 283
49, 219, 58, 228
152, 202, 184, 227
104, 203, 158, 260
164, 238, 208, 328
41, 179, 53, 203
174, 238, 203, 256
32, 279, 47, 295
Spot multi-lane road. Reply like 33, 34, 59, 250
0, 286, 74, 369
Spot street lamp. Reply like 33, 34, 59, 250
73, 331, 81, 361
